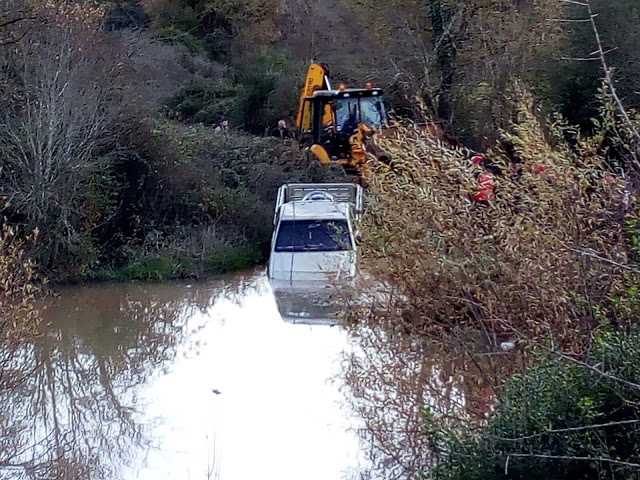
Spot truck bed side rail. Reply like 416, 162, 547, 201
274, 185, 287, 225
285, 183, 362, 209
274, 183, 364, 225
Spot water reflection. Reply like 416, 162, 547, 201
341, 316, 509, 479
269, 279, 341, 326
0, 281, 212, 479
0, 271, 360, 480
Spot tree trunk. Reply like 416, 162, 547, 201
426, 0, 456, 123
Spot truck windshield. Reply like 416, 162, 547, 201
275, 220, 352, 252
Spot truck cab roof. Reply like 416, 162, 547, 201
308, 88, 384, 99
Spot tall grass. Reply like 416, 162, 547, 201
342, 85, 640, 478
351, 85, 637, 349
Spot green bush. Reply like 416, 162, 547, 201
104, 0, 149, 30
154, 26, 208, 55
164, 47, 301, 134
429, 330, 640, 480
144, 0, 200, 32
118, 257, 183, 282
166, 76, 238, 124
232, 48, 302, 134
205, 242, 260, 274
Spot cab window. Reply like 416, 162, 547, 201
275, 220, 352, 252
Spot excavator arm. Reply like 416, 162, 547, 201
295, 62, 331, 131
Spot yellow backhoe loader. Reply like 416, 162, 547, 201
294, 62, 389, 173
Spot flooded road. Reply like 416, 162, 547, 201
3, 270, 362, 479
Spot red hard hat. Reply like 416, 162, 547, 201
471, 155, 484, 164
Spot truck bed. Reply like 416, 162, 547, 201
274, 183, 363, 222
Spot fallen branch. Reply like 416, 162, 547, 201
0, 16, 30, 30
557, 239, 640, 274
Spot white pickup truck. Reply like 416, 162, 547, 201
267, 183, 363, 284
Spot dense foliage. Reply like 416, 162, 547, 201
428, 329, 640, 480
129, 0, 640, 146
343, 85, 640, 478
352, 85, 638, 347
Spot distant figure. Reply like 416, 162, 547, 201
274, 119, 290, 140
278, 119, 287, 136
214, 119, 229, 134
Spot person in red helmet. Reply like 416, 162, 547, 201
469, 154, 497, 203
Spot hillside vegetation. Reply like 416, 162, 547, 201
0, 1, 345, 282
2, 0, 639, 282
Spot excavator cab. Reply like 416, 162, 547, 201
295, 63, 389, 172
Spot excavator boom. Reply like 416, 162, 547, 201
295, 62, 330, 130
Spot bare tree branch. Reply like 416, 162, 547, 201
0, 28, 29, 46
559, 0, 588, 6
495, 419, 640, 442
559, 243, 640, 274
548, 17, 594, 23
0, 16, 32, 30
583, 0, 640, 153
554, 350, 640, 392
506, 453, 640, 470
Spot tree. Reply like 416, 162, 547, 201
426, 0, 456, 122
0, 1, 124, 274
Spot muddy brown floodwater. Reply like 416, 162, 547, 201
1, 269, 364, 480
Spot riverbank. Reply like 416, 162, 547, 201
4, 117, 345, 284
74, 118, 339, 283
